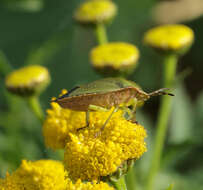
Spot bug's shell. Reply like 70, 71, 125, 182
55, 78, 149, 111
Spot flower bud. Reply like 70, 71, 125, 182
74, 0, 117, 25
90, 42, 139, 76
5, 65, 50, 97
143, 24, 194, 55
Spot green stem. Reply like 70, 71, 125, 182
125, 166, 136, 190
111, 176, 128, 190
27, 96, 44, 123
95, 23, 108, 44
146, 54, 178, 190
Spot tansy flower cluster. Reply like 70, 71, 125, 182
144, 24, 194, 53
43, 100, 147, 181
0, 160, 68, 190
43, 102, 86, 149
74, 0, 117, 25
90, 42, 139, 76
0, 160, 114, 190
5, 65, 50, 96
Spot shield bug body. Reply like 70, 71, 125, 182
54, 77, 173, 130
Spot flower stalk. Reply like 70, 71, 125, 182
27, 96, 44, 123
95, 23, 108, 44
125, 166, 137, 190
111, 176, 128, 190
146, 54, 178, 190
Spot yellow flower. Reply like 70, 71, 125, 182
0, 159, 114, 190
43, 102, 86, 150
67, 179, 114, 190
64, 109, 147, 180
0, 160, 68, 190
5, 65, 50, 96
74, 0, 117, 25
143, 24, 194, 53
90, 42, 139, 76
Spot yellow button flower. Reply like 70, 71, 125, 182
0, 160, 68, 190
0, 160, 115, 190
90, 42, 139, 76
64, 109, 147, 180
67, 179, 115, 190
5, 65, 50, 96
74, 0, 117, 25
143, 24, 194, 53
43, 102, 86, 150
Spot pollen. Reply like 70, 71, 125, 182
143, 24, 194, 52
0, 160, 68, 190
74, 0, 117, 24
63, 109, 147, 180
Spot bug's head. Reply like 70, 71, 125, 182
148, 88, 174, 97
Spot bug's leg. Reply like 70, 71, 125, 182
86, 110, 90, 126
101, 106, 119, 131
88, 104, 109, 112
77, 110, 90, 131
126, 98, 138, 123
122, 106, 133, 120
77, 105, 108, 131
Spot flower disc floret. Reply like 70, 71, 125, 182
143, 24, 194, 53
5, 65, 50, 96
90, 42, 139, 76
67, 179, 114, 190
74, 0, 117, 25
0, 160, 68, 190
64, 109, 147, 180
43, 102, 86, 150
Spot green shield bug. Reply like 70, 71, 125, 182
54, 77, 173, 131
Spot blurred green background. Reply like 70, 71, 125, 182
0, 0, 203, 189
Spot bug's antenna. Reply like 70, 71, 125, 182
148, 88, 174, 97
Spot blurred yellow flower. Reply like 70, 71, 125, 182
5, 65, 50, 96
43, 102, 86, 150
0, 160, 68, 190
64, 109, 147, 180
143, 24, 194, 53
90, 42, 139, 76
74, 0, 117, 25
